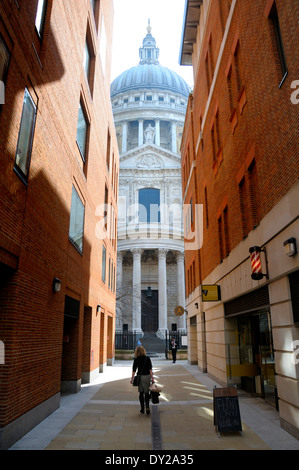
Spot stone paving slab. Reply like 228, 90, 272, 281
45, 362, 270, 450
10, 359, 299, 451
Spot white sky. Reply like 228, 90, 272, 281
111, 0, 194, 87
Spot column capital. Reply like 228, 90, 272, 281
158, 248, 168, 259
176, 250, 185, 262
132, 248, 142, 259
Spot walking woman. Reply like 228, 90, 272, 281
130, 346, 154, 415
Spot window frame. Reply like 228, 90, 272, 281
138, 188, 161, 223
14, 88, 37, 184
69, 186, 85, 253
76, 100, 89, 162
268, 1, 288, 87
35, 0, 48, 39
0, 33, 10, 108
102, 244, 107, 283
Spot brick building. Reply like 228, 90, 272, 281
180, 0, 299, 437
0, 0, 118, 449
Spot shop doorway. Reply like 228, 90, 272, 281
238, 309, 278, 409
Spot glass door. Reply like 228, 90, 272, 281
259, 311, 278, 409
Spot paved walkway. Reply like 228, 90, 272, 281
9, 359, 299, 451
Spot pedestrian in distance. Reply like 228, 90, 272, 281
130, 345, 154, 415
170, 337, 178, 363
137, 337, 142, 346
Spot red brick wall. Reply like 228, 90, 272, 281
0, 0, 118, 431
182, 0, 299, 282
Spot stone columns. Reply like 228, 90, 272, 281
116, 252, 123, 330
116, 251, 123, 291
171, 122, 177, 154
155, 119, 160, 146
122, 123, 127, 153
138, 120, 143, 146
157, 248, 168, 337
176, 251, 186, 330
132, 248, 142, 334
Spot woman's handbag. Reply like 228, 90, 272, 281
133, 375, 140, 386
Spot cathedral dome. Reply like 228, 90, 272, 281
111, 63, 190, 97
110, 20, 190, 98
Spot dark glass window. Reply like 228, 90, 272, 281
0, 34, 10, 106
76, 101, 88, 161
139, 188, 160, 223
14, 88, 37, 180
269, 2, 288, 85
69, 186, 85, 252
102, 245, 107, 282
35, 0, 47, 38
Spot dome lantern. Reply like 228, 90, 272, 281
139, 19, 160, 65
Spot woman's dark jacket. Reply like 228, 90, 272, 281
133, 355, 152, 375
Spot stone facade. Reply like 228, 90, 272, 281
112, 22, 189, 338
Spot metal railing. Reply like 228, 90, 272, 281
115, 331, 137, 350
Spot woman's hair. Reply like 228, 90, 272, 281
135, 345, 146, 357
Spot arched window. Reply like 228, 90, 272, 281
139, 188, 160, 223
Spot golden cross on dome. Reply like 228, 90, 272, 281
147, 19, 152, 34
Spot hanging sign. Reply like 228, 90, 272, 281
201, 285, 221, 302
174, 306, 185, 316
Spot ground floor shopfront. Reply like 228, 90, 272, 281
186, 183, 299, 439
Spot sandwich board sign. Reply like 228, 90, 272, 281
213, 387, 242, 437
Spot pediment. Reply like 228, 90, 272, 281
120, 143, 181, 170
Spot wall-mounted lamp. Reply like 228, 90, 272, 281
283, 237, 297, 257
97, 305, 101, 314
53, 278, 62, 293
195, 302, 198, 309
249, 246, 268, 280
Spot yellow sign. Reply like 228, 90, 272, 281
175, 306, 185, 316
201, 285, 221, 302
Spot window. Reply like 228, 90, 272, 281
83, 41, 91, 82
90, 0, 96, 14
218, 205, 230, 262
108, 258, 111, 289
106, 129, 111, 170
76, 101, 88, 161
84, 25, 96, 95
35, 0, 47, 38
239, 177, 248, 238
248, 160, 259, 229
268, 1, 288, 86
139, 188, 160, 223
69, 186, 85, 252
102, 245, 106, 282
14, 88, 37, 180
0, 34, 10, 106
